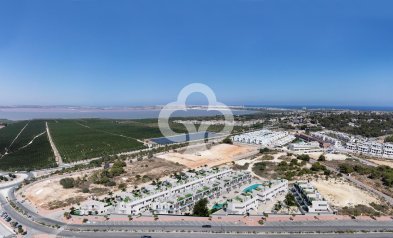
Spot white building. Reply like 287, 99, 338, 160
311, 132, 342, 147
384, 143, 393, 156
80, 200, 110, 215
80, 168, 253, 216
288, 141, 323, 153
226, 179, 288, 215
232, 129, 295, 147
345, 141, 393, 158
293, 181, 331, 214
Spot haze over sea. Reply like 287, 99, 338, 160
0, 108, 253, 121
1, 105, 393, 121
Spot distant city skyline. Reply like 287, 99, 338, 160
1, 0, 393, 106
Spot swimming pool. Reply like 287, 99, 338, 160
243, 184, 261, 193
212, 203, 224, 210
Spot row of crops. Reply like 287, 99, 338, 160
0, 120, 56, 171
0, 121, 28, 155
0, 118, 188, 170
0, 134, 57, 171
48, 120, 148, 163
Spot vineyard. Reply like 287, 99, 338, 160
48, 120, 147, 163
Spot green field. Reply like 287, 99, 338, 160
9, 120, 46, 152
0, 120, 56, 171
0, 121, 28, 155
0, 118, 188, 170
0, 134, 56, 171
48, 120, 148, 162
77, 119, 164, 139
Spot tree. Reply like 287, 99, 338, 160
63, 212, 71, 219
222, 137, 233, 144
284, 193, 296, 207
311, 162, 326, 172
193, 198, 209, 217
339, 164, 354, 174
260, 147, 270, 154
60, 178, 75, 189
318, 154, 326, 161
297, 154, 310, 162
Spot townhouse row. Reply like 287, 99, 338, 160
346, 142, 393, 157
232, 129, 295, 147
292, 181, 331, 214
79, 168, 252, 215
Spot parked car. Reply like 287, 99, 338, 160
202, 224, 212, 228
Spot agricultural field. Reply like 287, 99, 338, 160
0, 121, 28, 155
76, 119, 165, 139
0, 134, 56, 171
8, 120, 46, 152
0, 120, 56, 171
0, 118, 191, 169
48, 120, 147, 162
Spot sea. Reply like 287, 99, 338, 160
1, 105, 392, 121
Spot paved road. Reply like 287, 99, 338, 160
55, 232, 393, 238
0, 221, 14, 238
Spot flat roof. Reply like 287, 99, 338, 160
150, 131, 219, 145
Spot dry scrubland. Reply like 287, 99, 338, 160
368, 159, 393, 168
311, 178, 379, 207
22, 158, 184, 210
156, 144, 256, 169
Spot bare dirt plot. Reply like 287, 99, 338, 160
311, 178, 379, 208
156, 144, 256, 169
121, 158, 185, 185
325, 153, 347, 161
23, 174, 99, 210
368, 159, 393, 168
22, 159, 184, 210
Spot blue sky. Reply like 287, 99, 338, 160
0, 0, 393, 107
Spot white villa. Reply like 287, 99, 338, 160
226, 179, 288, 214
232, 129, 295, 147
293, 181, 331, 214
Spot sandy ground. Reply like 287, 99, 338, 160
325, 153, 347, 161
23, 174, 96, 210
368, 159, 393, 168
157, 144, 257, 169
311, 178, 379, 208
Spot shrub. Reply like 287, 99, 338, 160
318, 154, 326, 161
222, 137, 233, 144
60, 178, 75, 189
297, 154, 310, 162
